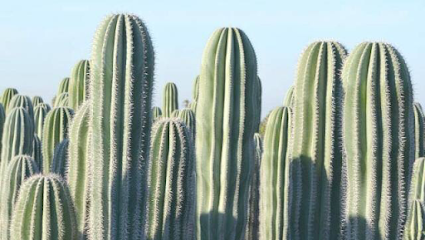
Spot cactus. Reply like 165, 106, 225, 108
145, 119, 196, 239
259, 107, 292, 240
0, 107, 34, 181
69, 60, 90, 110
9, 174, 78, 240
410, 158, 425, 204
152, 106, 162, 122
254, 76, 262, 132
51, 138, 69, 176
289, 41, 347, 239
0, 104, 4, 154
190, 75, 200, 113
89, 13, 155, 239
52, 95, 57, 106
283, 86, 294, 107
42, 107, 74, 172
0, 88, 18, 113
414, 103, 425, 159
171, 109, 180, 118
34, 103, 50, 137
246, 133, 263, 240
67, 102, 91, 239
163, 82, 179, 117
196, 27, 259, 239
32, 96, 44, 107
58, 77, 70, 95
342, 42, 414, 239
9, 94, 34, 119
32, 135, 43, 171
0, 155, 39, 239
404, 200, 425, 240
178, 108, 196, 141
55, 92, 70, 107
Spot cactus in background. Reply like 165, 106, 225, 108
190, 75, 200, 113
32, 135, 43, 171
9, 94, 34, 119
246, 133, 263, 240
58, 77, 70, 95
0, 104, 4, 154
89, 13, 155, 239
67, 102, 91, 239
34, 103, 50, 138
0, 155, 39, 239
289, 41, 347, 239
69, 60, 90, 110
10, 174, 78, 240
178, 108, 196, 141
0, 88, 18, 113
404, 200, 425, 240
32, 96, 44, 107
52, 95, 57, 106
259, 107, 292, 240
196, 27, 259, 239
42, 107, 74, 172
414, 103, 425, 159
0, 107, 34, 180
145, 119, 196, 239
343, 42, 414, 239
51, 138, 69, 176
152, 106, 162, 122
163, 82, 179, 117
409, 158, 425, 204
254, 76, 262, 132
283, 86, 294, 107
171, 109, 180, 118
55, 92, 70, 107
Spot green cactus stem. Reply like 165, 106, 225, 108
69, 60, 90, 110
32, 96, 44, 108
58, 77, 70, 95
32, 135, 43, 171
178, 108, 196, 141
414, 103, 425, 159
34, 103, 50, 138
163, 82, 179, 118
51, 138, 69, 176
404, 200, 425, 240
0, 88, 18, 113
9, 94, 34, 119
55, 92, 70, 108
152, 106, 162, 122
283, 86, 294, 107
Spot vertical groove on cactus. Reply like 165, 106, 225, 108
163, 82, 179, 118
55, 92, 70, 108
9, 94, 34, 119
146, 119, 196, 239
196, 27, 259, 240
32, 135, 43, 171
178, 108, 196, 141
42, 107, 74, 172
32, 96, 44, 108
0, 155, 39, 239
404, 200, 425, 240
152, 107, 162, 123
0, 88, 18, 113
414, 103, 425, 159
34, 103, 50, 138
58, 77, 70, 95
89, 13, 155, 239
283, 86, 294, 107
69, 60, 90, 110
51, 138, 69, 176
10, 174, 78, 240
259, 107, 292, 240
342, 42, 414, 239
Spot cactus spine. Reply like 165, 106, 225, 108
0, 155, 39, 239
51, 138, 69, 176
9, 94, 34, 119
259, 107, 292, 240
163, 82, 179, 117
178, 108, 196, 141
404, 200, 425, 240
32, 135, 43, 171
146, 119, 196, 239
34, 103, 50, 137
42, 107, 74, 172
69, 60, 90, 110
10, 174, 78, 240
196, 27, 259, 239
414, 103, 425, 159
58, 77, 70, 95
32, 96, 44, 107
342, 42, 414, 239
152, 106, 162, 122
89, 13, 154, 239
0, 88, 18, 113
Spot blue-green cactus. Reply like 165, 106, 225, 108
152, 106, 162, 123
32, 135, 43, 171
9, 94, 34, 119
0, 88, 18, 113
32, 96, 44, 108
51, 138, 69, 176
163, 82, 179, 118
58, 77, 70, 95
34, 103, 50, 138
69, 60, 90, 110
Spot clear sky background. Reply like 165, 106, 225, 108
0, 0, 424, 117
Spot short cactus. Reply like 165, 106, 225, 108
9, 174, 78, 240
55, 92, 70, 107
145, 119, 196, 239
32, 135, 43, 171
0, 88, 18, 113
163, 82, 179, 117
414, 103, 425, 159
58, 77, 70, 95
34, 103, 50, 137
9, 94, 34, 119
32, 96, 44, 107
152, 106, 162, 122
69, 60, 90, 110
178, 108, 196, 141
404, 200, 425, 240
51, 138, 69, 176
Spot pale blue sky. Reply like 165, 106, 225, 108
0, 0, 424, 117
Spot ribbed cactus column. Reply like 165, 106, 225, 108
32, 135, 43, 170
89, 13, 154, 239
178, 108, 196, 141
196, 27, 259, 240
343, 42, 414, 239
51, 138, 69, 176
259, 107, 292, 240
145, 119, 196, 239
55, 92, 70, 107
42, 107, 74, 172
289, 41, 347, 240
0, 104, 4, 154
409, 158, 425, 203
283, 86, 294, 107
58, 77, 70, 95
0, 155, 39, 239
67, 102, 91, 239
32, 96, 44, 108
414, 103, 425, 159
404, 200, 425, 240
190, 75, 200, 113
152, 106, 162, 122
0, 88, 18, 113
163, 82, 179, 117
69, 60, 90, 110
34, 103, 50, 138
254, 76, 262, 132
9, 94, 34, 119
10, 174, 78, 240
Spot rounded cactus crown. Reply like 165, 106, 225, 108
32, 96, 44, 108
69, 60, 90, 110
55, 92, 69, 108
9, 94, 34, 118
1, 88, 18, 113
163, 82, 179, 118
58, 77, 70, 95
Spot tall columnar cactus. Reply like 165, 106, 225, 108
342, 42, 414, 239
254, 76, 262, 132
0, 88, 18, 113
283, 86, 294, 107
89, 13, 155, 239
55, 92, 70, 107
32, 96, 44, 107
0, 155, 39, 239
289, 41, 347, 239
0, 104, 4, 154
9, 94, 34, 119
9, 174, 78, 240
404, 200, 425, 240
246, 133, 263, 240
51, 138, 69, 176
42, 107, 74, 172
58, 77, 70, 95
414, 103, 425, 159
190, 75, 200, 113
34, 103, 50, 137
145, 119, 196, 239
152, 106, 162, 122
196, 27, 259, 239
69, 60, 90, 110
163, 82, 179, 117
409, 158, 425, 204
67, 102, 91, 239
259, 107, 292, 240
178, 108, 196, 141
0, 107, 34, 180
32, 135, 43, 170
